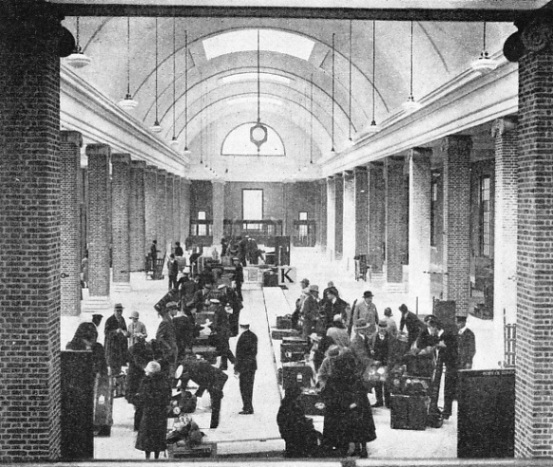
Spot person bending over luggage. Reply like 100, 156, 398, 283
178, 352, 229, 429
66, 322, 107, 377
277, 385, 321, 458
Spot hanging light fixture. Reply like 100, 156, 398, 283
66, 16, 92, 68
348, 20, 353, 142
119, 17, 138, 111
183, 30, 192, 156
403, 21, 421, 112
366, 20, 380, 134
310, 74, 314, 164
471, 22, 498, 74
150, 17, 162, 133
170, 16, 179, 149
250, 30, 268, 152
330, 32, 336, 154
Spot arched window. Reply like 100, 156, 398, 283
221, 122, 285, 157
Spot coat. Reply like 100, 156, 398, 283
399, 311, 423, 347
351, 300, 379, 335
126, 341, 154, 405
457, 327, 476, 369
277, 396, 319, 457
104, 314, 128, 371
135, 373, 171, 453
173, 313, 196, 359
322, 298, 349, 330
235, 329, 257, 374
155, 316, 178, 370
350, 333, 373, 370
369, 332, 400, 367
300, 294, 319, 338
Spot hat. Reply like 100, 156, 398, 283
378, 321, 388, 328
92, 314, 103, 325
210, 298, 221, 304
355, 318, 370, 330
424, 314, 439, 326
130, 311, 139, 319
114, 303, 124, 310
309, 332, 321, 342
325, 345, 340, 357
218, 283, 227, 289
308, 284, 319, 293
327, 281, 335, 287
333, 314, 342, 322
166, 301, 179, 309
326, 286, 339, 297
240, 320, 250, 327
300, 278, 310, 285
363, 291, 374, 298
399, 304, 408, 313
384, 307, 392, 317
145, 361, 161, 375
456, 315, 467, 322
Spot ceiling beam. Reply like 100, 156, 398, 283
53, 4, 537, 22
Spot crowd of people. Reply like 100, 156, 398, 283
276, 278, 477, 458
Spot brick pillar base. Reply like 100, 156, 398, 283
343, 171, 355, 270
368, 162, 385, 273
354, 167, 369, 257
111, 153, 131, 292
83, 144, 112, 312
156, 169, 168, 259
0, 5, 62, 461
385, 157, 407, 284
442, 135, 472, 315
145, 166, 158, 257
130, 161, 146, 272
60, 131, 83, 316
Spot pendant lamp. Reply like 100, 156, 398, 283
310, 74, 314, 164
471, 22, 498, 74
150, 18, 162, 133
330, 32, 336, 154
170, 16, 179, 149
366, 21, 380, 134
402, 21, 420, 112
119, 17, 138, 111
183, 30, 192, 156
65, 17, 92, 69
348, 20, 353, 142
250, 30, 268, 152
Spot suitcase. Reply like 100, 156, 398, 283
282, 362, 314, 389
390, 395, 429, 430
282, 336, 309, 348
263, 271, 279, 287
276, 316, 293, 329
196, 311, 215, 326
94, 374, 113, 436
192, 345, 217, 364
113, 373, 126, 398
271, 328, 301, 340
300, 388, 325, 416
167, 441, 217, 458
280, 342, 308, 363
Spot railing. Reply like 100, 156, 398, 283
223, 219, 283, 244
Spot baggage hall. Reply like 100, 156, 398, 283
3, 0, 553, 465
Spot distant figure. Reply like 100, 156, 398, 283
104, 303, 129, 375
127, 311, 148, 347
232, 257, 244, 301
456, 316, 476, 369
235, 321, 257, 414
150, 240, 158, 271
380, 307, 398, 338
399, 304, 423, 349
173, 306, 196, 360
168, 253, 179, 290
81, 252, 89, 288
127, 338, 154, 431
221, 237, 229, 257
135, 361, 171, 460
174, 241, 184, 258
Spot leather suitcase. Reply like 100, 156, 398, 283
300, 388, 325, 416
390, 395, 428, 431
276, 315, 292, 329
196, 311, 215, 326
282, 336, 309, 348
271, 328, 301, 340
192, 345, 217, 364
280, 342, 308, 363
263, 271, 279, 287
113, 373, 126, 399
282, 362, 314, 389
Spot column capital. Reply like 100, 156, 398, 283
146, 164, 158, 173
131, 160, 147, 169
86, 144, 111, 158
157, 168, 168, 177
386, 155, 405, 166
344, 170, 354, 180
409, 147, 432, 158
334, 172, 344, 179
441, 135, 473, 153
369, 160, 385, 168
492, 117, 518, 139
354, 166, 368, 173
60, 131, 82, 148
181, 178, 192, 185
111, 153, 131, 165
212, 179, 226, 185
504, 12, 553, 62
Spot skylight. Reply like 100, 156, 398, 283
219, 72, 291, 86
203, 29, 314, 61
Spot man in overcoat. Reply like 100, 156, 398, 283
234, 321, 258, 414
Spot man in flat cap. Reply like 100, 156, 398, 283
104, 303, 129, 375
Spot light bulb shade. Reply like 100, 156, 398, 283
250, 123, 268, 149
170, 138, 179, 150
402, 94, 421, 112
118, 94, 138, 110
183, 147, 192, 157
65, 52, 91, 69
150, 121, 162, 133
471, 52, 498, 74
365, 120, 380, 134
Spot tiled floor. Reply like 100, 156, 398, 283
62, 246, 496, 460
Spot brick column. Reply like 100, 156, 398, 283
490, 117, 518, 366
409, 148, 432, 310
60, 131, 82, 316
342, 171, 356, 270
130, 160, 146, 272
354, 166, 369, 257
111, 153, 131, 291
166, 173, 175, 253
0, 6, 62, 460
174, 176, 182, 244
327, 177, 336, 259
319, 179, 327, 250
144, 165, 158, 256
334, 173, 344, 261
368, 162, 385, 273
83, 144, 112, 311
441, 135, 472, 314
385, 157, 408, 283
156, 169, 167, 258
212, 180, 226, 250
182, 179, 191, 244
515, 28, 553, 457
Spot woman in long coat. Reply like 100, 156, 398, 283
135, 361, 171, 459
321, 348, 376, 458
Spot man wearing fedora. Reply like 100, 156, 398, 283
300, 284, 320, 339
350, 290, 379, 336
350, 318, 373, 371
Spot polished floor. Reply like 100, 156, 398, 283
61, 246, 495, 460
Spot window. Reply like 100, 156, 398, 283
203, 29, 315, 61
299, 212, 308, 220
221, 122, 285, 157
242, 189, 263, 229
197, 211, 206, 220
197, 211, 207, 235
479, 176, 491, 257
